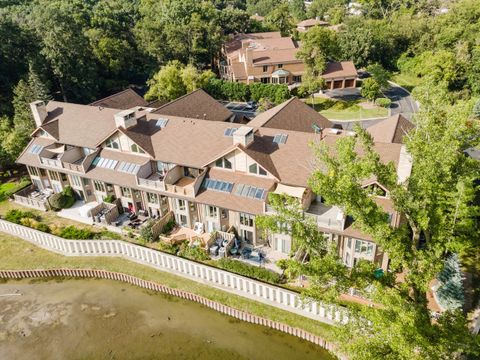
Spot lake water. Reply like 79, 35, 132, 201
0, 279, 334, 360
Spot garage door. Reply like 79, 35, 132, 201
333, 80, 343, 89
344, 79, 355, 88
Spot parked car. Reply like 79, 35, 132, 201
357, 70, 371, 79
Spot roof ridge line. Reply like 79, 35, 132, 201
89, 88, 141, 107
154, 89, 203, 111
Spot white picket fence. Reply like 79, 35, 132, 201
0, 219, 347, 325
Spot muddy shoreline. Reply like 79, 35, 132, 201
0, 278, 333, 360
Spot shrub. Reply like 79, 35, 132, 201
97, 230, 122, 240
59, 226, 95, 239
161, 218, 176, 235
177, 242, 209, 261
48, 193, 67, 211
216, 258, 282, 284
35, 222, 51, 233
140, 219, 156, 242
103, 194, 116, 203
156, 241, 179, 254
62, 186, 75, 208
375, 97, 392, 108
20, 217, 39, 228
48, 187, 75, 211
4, 209, 37, 224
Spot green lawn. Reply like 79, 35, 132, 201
391, 72, 423, 93
304, 97, 389, 121
0, 179, 31, 202
0, 232, 337, 342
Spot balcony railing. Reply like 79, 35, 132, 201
137, 176, 166, 191
305, 202, 345, 231
62, 162, 83, 172
40, 157, 62, 168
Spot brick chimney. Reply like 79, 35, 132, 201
30, 101, 48, 127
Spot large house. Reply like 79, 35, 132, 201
220, 32, 357, 89
16, 90, 413, 270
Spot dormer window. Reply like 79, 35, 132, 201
248, 163, 267, 176
130, 143, 145, 154
215, 157, 232, 169
106, 137, 120, 150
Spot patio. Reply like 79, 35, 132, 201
12, 185, 53, 211
234, 244, 288, 273
57, 201, 97, 225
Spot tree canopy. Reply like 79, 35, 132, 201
258, 91, 480, 359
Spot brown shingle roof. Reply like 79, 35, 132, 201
322, 61, 357, 79
248, 97, 334, 132
90, 88, 148, 110
252, 48, 301, 65
41, 101, 122, 148
195, 167, 276, 214
18, 100, 405, 190
152, 89, 233, 122
297, 18, 329, 27
39, 119, 59, 139
117, 119, 162, 156
224, 32, 283, 55
366, 114, 415, 144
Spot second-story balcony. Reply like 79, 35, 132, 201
305, 201, 345, 232
164, 166, 207, 198
39, 146, 63, 168
38, 144, 98, 173
137, 172, 166, 191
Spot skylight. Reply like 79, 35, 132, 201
273, 134, 288, 144
92, 156, 118, 170
235, 184, 266, 200
203, 178, 234, 193
224, 128, 237, 137
29, 144, 43, 154
118, 161, 141, 174
155, 118, 169, 128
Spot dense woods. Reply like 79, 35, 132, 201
0, 1, 480, 359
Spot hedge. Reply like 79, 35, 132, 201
216, 258, 282, 284
203, 78, 291, 105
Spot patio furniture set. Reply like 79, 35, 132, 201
125, 212, 149, 229
30, 188, 53, 201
